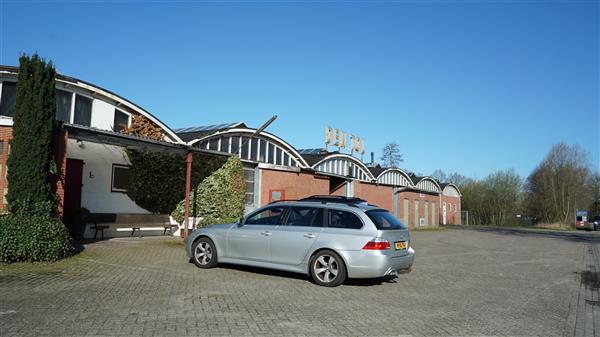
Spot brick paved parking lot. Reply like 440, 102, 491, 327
1, 228, 598, 337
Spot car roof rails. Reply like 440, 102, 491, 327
268, 199, 297, 205
299, 195, 368, 206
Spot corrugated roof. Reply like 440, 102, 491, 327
367, 165, 387, 177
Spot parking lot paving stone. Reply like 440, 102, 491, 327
0, 228, 597, 336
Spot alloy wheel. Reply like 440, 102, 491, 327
313, 254, 339, 283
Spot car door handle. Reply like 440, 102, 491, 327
303, 233, 316, 239
261, 231, 271, 236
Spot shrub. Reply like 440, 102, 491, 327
171, 156, 245, 226
0, 215, 72, 263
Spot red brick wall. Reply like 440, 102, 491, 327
260, 169, 329, 206
259, 168, 461, 227
0, 126, 67, 218
396, 191, 440, 229
441, 195, 461, 225
52, 130, 68, 217
354, 182, 393, 213
0, 126, 12, 210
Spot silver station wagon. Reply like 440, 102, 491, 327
185, 195, 415, 286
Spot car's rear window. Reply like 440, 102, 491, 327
366, 210, 407, 230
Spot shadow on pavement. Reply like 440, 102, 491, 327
214, 262, 399, 287
447, 225, 600, 243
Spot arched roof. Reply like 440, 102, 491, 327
375, 168, 414, 187
311, 153, 375, 181
442, 183, 462, 197
0, 65, 184, 144
189, 128, 310, 168
414, 176, 442, 193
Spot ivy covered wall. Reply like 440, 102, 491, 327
126, 150, 226, 214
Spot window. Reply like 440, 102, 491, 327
0, 82, 16, 117
245, 206, 285, 225
269, 190, 285, 203
113, 109, 129, 132
230, 136, 240, 154
327, 209, 363, 229
73, 94, 92, 126
0, 140, 4, 156
285, 207, 324, 227
267, 143, 275, 164
258, 140, 266, 162
111, 164, 130, 192
366, 209, 407, 230
56, 90, 72, 122
250, 138, 258, 161
240, 137, 249, 159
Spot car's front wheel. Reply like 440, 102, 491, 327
192, 237, 218, 269
309, 250, 346, 287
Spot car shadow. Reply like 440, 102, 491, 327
212, 262, 400, 286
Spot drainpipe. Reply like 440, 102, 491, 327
183, 151, 193, 238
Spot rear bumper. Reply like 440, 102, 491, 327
341, 247, 416, 279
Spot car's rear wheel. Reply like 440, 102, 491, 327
310, 250, 346, 287
192, 237, 218, 269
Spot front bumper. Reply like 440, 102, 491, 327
341, 246, 416, 279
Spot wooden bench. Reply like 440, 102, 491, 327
87, 213, 177, 239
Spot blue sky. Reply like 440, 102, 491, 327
1, 0, 598, 179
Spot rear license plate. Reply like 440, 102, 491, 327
395, 241, 407, 250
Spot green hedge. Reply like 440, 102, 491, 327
0, 215, 72, 263
171, 156, 245, 226
126, 150, 226, 214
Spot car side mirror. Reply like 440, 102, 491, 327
237, 217, 244, 227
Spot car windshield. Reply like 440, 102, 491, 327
366, 209, 407, 230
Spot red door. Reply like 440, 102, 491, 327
64, 159, 84, 234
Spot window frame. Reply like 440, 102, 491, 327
243, 206, 287, 226
111, 164, 130, 193
0, 80, 17, 117
113, 108, 131, 132
55, 88, 74, 123
282, 206, 326, 228
72, 93, 93, 127
325, 208, 364, 230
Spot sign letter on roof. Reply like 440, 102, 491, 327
325, 126, 364, 155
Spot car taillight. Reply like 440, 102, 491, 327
362, 238, 391, 250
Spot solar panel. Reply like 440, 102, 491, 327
174, 122, 243, 133
297, 148, 324, 155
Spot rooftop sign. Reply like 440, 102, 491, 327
325, 126, 365, 156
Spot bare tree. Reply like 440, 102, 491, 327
526, 143, 592, 224
380, 143, 403, 168
586, 171, 600, 215
431, 169, 472, 186
461, 169, 522, 226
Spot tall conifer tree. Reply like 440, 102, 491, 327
6, 54, 57, 215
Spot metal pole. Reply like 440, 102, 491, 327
183, 151, 193, 238
240, 115, 278, 150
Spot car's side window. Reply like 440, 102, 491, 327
327, 209, 363, 229
284, 207, 324, 227
245, 206, 286, 226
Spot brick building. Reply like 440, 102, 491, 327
176, 125, 462, 228
0, 65, 461, 239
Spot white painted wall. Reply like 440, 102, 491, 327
66, 139, 149, 214
90, 99, 115, 131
